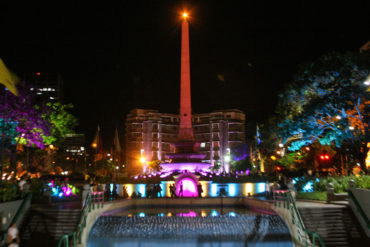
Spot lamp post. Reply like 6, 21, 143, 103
140, 149, 147, 174
223, 148, 231, 173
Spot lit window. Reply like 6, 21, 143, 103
201, 142, 206, 148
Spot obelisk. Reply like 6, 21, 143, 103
178, 12, 194, 142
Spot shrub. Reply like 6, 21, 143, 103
313, 175, 370, 193
0, 181, 18, 202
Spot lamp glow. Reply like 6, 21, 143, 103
183, 12, 188, 18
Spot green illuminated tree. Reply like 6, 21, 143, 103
42, 102, 78, 146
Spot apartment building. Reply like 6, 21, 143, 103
125, 108, 245, 174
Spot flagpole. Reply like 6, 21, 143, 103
0, 90, 6, 178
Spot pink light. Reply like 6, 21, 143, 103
177, 211, 197, 217
177, 178, 197, 197
65, 188, 72, 196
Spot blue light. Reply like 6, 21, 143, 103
58, 192, 63, 197
211, 210, 219, 217
257, 183, 266, 193
160, 182, 166, 197
137, 184, 146, 197
210, 183, 218, 197
138, 212, 145, 217
303, 181, 313, 192
158, 213, 165, 217
110, 184, 113, 193
228, 212, 237, 217
228, 183, 237, 197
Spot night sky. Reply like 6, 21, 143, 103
1, 1, 369, 148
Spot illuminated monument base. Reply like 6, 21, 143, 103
160, 162, 210, 173
174, 172, 200, 197
161, 142, 210, 197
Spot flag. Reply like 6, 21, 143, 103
0, 58, 19, 96
256, 124, 261, 145
114, 128, 121, 153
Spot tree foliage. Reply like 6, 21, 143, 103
0, 82, 78, 149
272, 51, 370, 171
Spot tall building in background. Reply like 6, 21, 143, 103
125, 109, 245, 174
62, 133, 86, 157
24, 72, 63, 103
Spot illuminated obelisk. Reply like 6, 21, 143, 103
178, 12, 194, 142
161, 12, 209, 174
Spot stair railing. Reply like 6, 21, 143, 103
0, 193, 32, 247
274, 190, 325, 247
348, 189, 370, 228
57, 191, 104, 247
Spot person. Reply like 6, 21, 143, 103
7, 223, 19, 246
131, 192, 137, 198
137, 191, 142, 198
23, 179, 31, 193
18, 177, 26, 192
169, 184, 176, 198
197, 183, 203, 197
265, 182, 270, 199
287, 178, 295, 198
179, 182, 183, 197
122, 186, 129, 199
8, 238, 18, 247
156, 184, 162, 198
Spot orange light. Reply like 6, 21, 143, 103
49, 144, 54, 150
320, 155, 325, 160
140, 157, 146, 163
36, 72, 41, 75
92, 143, 97, 148
325, 155, 330, 160
276, 166, 281, 171
183, 12, 188, 18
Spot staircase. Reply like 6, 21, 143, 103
20, 203, 81, 247
299, 205, 369, 247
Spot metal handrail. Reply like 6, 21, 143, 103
1, 193, 32, 246
274, 190, 325, 247
57, 191, 104, 247
348, 190, 370, 228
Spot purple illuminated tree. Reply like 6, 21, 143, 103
0, 82, 51, 149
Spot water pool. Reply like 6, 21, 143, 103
87, 207, 292, 247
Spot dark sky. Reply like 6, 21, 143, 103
1, 1, 369, 148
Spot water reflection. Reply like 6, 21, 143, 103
88, 208, 292, 247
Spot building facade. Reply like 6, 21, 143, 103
24, 72, 64, 103
125, 108, 245, 174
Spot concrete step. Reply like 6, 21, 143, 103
298, 205, 369, 247
20, 205, 82, 245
